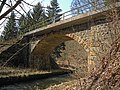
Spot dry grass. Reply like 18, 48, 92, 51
0, 67, 50, 78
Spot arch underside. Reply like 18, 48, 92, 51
32, 34, 72, 55
30, 33, 88, 71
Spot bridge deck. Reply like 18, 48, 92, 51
24, 2, 120, 38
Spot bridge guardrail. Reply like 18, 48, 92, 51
24, 1, 104, 32
25, 1, 120, 33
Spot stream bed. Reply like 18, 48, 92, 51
0, 74, 73, 90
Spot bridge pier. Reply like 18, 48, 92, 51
87, 23, 120, 73
21, 37, 31, 68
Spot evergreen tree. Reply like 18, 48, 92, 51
18, 2, 46, 33
18, 15, 27, 34
18, 11, 33, 33
31, 2, 46, 23
0, 35, 3, 42
52, 43, 65, 60
2, 11, 18, 40
30, 2, 47, 29
47, 0, 62, 23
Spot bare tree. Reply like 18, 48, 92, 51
0, 0, 23, 20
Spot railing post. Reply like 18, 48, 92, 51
53, 16, 55, 23
63, 14, 65, 20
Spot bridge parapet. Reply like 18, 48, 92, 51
24, 2, 120, 37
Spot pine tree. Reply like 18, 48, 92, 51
52, 43, 65, 60
18, 11, 33, 34
47, 0, 62, 23
2, 11, 18, 40
18, 15, 27, 34
30, 2, 47, 29
18, 2, 47, 33
31, 2, 46, 23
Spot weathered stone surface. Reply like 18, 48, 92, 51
29, 21, 119, 73
1, 4, 120, 73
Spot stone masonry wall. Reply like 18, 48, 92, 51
30, 21, 120, 73
64, 22, 120, 73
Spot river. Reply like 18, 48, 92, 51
0, 74, 73, 90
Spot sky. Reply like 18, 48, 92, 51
29, 0, 73, 12
0, 0, 73, 34
46, 0, 73, 12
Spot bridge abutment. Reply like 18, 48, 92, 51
88, 22, 120, 73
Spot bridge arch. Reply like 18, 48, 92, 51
30, 33, 89, 72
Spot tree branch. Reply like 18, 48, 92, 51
0, 0, 7, 13
0, 0, 23, 20
0, 1, 24, 17
22, 0, 35, 7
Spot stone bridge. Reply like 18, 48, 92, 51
22, 2, 120, 73
0, 2, 120, 75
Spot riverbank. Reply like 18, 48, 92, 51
0, 67, 72, 87
46, 79, 86, 90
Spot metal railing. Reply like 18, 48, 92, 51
24, 1, 118, 33
25, 1, 105, 32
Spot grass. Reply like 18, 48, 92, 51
0, 67, 51, 78
0, 67, 71, 79
0, 67, 71, 87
